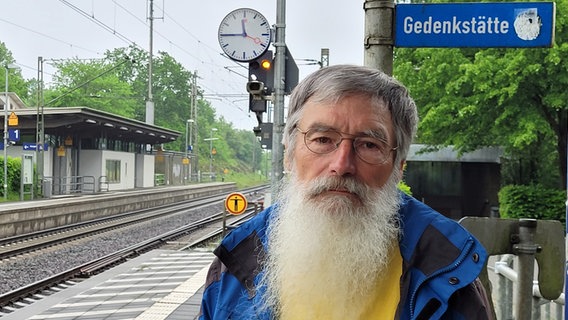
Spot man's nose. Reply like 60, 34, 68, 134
328, 139, 357, 176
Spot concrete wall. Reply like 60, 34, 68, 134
0, 183, 237, 239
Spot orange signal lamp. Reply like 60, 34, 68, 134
260, 59, 272, 70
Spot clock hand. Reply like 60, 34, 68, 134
241, 19, 247, 36
246, 35, 262, 44
220, 33, 246, 36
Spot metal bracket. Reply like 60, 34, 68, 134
459, 217, 565, 300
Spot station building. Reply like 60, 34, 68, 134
1, 93, 181, 196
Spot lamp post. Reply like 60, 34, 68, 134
204, 128, 218, 180
185, 119, 194, 183
4, 64, 19, 200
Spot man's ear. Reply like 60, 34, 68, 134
399, 160, 406, 173
283, 143, 291, 172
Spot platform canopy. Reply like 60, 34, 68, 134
4, 106, 180, 145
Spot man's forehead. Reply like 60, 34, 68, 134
300, 96, 390, 124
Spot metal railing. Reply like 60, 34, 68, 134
42, 176, 96, 196
489, 254, 565, 319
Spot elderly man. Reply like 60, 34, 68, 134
199, 65, 493, 319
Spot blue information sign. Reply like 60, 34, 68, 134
8, 129, 20, 142
22, 143, 48, 151
395, 2, 555, 48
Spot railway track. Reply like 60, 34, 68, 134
0, 185, 266, 261
0, 186, 266, 313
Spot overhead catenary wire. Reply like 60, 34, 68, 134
1, 1, 255, 124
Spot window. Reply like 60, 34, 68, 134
106, 159, 121, 183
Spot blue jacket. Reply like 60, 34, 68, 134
200, 193, 493, 319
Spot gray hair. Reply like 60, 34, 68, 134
283, 64, 418, 165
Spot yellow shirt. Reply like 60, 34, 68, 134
360, 249, 402, 319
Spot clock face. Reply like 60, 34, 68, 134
218, 8, 272, 62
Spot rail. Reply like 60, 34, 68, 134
0, 185, 268, 311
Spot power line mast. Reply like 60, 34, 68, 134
191, 71, 198, 180
145, 0, 163, 124
37, 57, 45, 196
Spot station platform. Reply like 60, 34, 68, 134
3, 249, 215, 320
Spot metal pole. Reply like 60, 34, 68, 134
363, 0, 395, 75
208, 128, 217, 179
271, 0, 286, 189
188, 119, 194, 182
513, 219, 539, 320
4, 66, 8, 200
191, 71, 198, 180
2, 64, 18, 200
37, 57, 45, 197
146, 0, 155, 124
185, 120, 189, 184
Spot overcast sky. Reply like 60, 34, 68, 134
0, 0, 365, 130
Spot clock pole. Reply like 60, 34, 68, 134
271, 0, 286, 189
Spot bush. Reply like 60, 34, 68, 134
399, 180, 412, 195
498, 185, 565, 225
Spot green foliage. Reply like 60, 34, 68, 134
498, 185, 566, 225
398, 180, 412, 195
222, 171, 269, 189
393, 0, 568, 189
0, 41, 31, 104
0, 156, 24, 197
47, 58, 137, 117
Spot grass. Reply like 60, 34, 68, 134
221, 171, 269, 189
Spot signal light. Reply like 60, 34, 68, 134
248, 50, 273, 119
248, 50, 274, 94
260, 59, 271, 70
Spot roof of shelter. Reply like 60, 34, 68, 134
407, 144, 503, 163
0, 92, 27, 110
4, 106, 180, 145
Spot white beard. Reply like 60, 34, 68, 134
259, 171, 402, 320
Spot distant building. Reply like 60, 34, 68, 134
1, 93, 180, 196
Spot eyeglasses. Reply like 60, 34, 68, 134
296, 127, 397, 165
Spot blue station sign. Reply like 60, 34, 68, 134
395, 2, 556, 48
23, 143, 49, 151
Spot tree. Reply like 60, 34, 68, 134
394, 0, 568, 189
46, 58, 137, 118
0, 41, 31, 104
0, 40, 259, 178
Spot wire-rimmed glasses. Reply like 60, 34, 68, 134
296, 127, 397, 165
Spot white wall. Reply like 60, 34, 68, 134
102, 150, 135, 190
136, 153, 155, 188
79, 149, 136, 191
